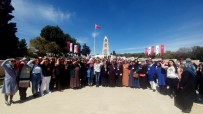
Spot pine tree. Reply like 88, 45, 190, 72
0, 0, 19, 59
81, 43, 91, 56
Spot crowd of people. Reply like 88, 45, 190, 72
1, 56, 203, 113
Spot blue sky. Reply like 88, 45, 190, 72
12, 0, 203, 54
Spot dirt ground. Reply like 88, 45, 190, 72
0, 86, 202, 114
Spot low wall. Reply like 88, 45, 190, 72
0, 60, 4, 76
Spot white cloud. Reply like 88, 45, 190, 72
164, 37, 203, 51
11, 0, 73, 39
117, 46, 146, 53
12, 0, 72, 23
75, 37, 89, 44
91, 32, 100, 38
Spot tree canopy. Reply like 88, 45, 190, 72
118, 46, 203, 61
81, 43, 91, 56
0, 0, 19, 59
29, 25, 89, 57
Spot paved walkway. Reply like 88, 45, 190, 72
0, 87, 202, 114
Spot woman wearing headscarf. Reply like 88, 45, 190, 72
147, 59, 157, 92
197, 64, 203, 104
138, 60, 148, 89
155, 61, 167, 94
175, 62, 196, 113
108, 60, 117, 87
69, 59, 80, 89
115, 60, 123, 87
1, 58, 18, 106
54, 58, 65, 91
122, 60, 129, 87
128, 60, 140, 88
100, 59, 109, 87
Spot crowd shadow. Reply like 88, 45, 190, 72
14, 95, 40, 104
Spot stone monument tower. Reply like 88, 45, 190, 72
102, 36, 110, 56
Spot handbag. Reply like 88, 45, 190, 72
19, 80, 30, 88
133, 72, 139, 78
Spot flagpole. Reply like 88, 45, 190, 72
94, 28, 96, 55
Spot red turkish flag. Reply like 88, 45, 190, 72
67, 41, 70, 51
95, 24, 101, 29
144, 48, 148, 55
151, 46, 155, 55
160, 44, 164, 55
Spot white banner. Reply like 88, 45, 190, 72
155, 45, 160, 55
70, 43, 73, 52
148, 46, 151, 55
74, 45, 77, 53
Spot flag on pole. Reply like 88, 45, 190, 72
155, 45, 160, 55
67, 41, 70, 52
144, 48, 148, 55
74, 45, 77, 53
76, 45, 79, 54
70, 43, 73, 52
148, 46, 151, 55
95, 24, 101, 29
160, 44, 164, 55
151, 46, 155, 55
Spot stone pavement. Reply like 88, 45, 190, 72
0, 87, 202, 114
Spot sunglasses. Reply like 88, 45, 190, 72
11, 60, 16, 62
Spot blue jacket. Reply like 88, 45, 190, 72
147, 63, 156, 81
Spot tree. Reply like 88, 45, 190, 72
81, 43, 91, 56
112, 50, 116, 55
29, 37, 63, 57
0, 0, 19, 59
190, 46, 203, 60
16, 39, 28, 57
29, 37, 48, 56
44, 42, 61, 56
40, 25, 78, 55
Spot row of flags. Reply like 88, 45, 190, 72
144, 44, 164, 56
66, 24, 101, 55
67, 41, 79, 54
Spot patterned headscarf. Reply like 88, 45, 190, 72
183, 61, 196, 77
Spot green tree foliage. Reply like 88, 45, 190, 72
40, 25, 77, 54
16, 39, 28, 57
190, 46, 203, 61
81, 43, 91, 56
45, 42, 61, 56
29, 37, 48, 56
112, 50, 116, 55
0, 0, 19, 59
30, 25, 84, 57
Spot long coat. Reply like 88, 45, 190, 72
155, 66, 166, 86
175, 70, 196, 112
108, 64, 117, 87
147, 63, 156, 81
70, 64, 80, 88
1, 59, 18, 95
128, 64, 139, 88
122, 63, 129, 86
